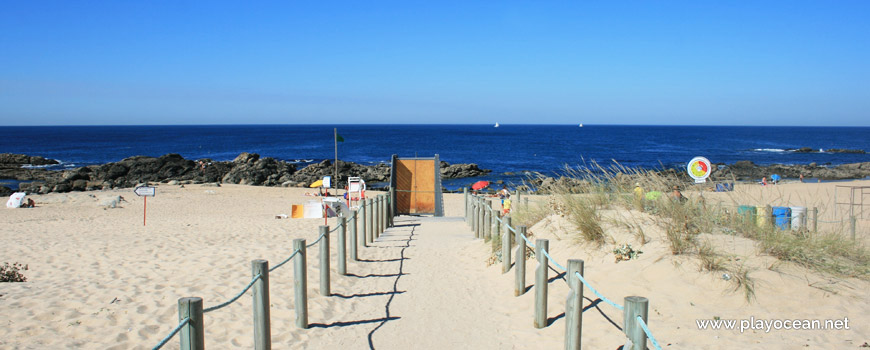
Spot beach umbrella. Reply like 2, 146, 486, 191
309, 179, 324, 188
770, 174, 781, 182
471, 180, 490, 190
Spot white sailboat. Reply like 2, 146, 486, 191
579, 123, 583, 127
494, 122, 500, 128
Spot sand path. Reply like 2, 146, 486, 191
297, 215, 549, 349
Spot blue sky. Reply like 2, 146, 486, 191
1, 1, 868, 126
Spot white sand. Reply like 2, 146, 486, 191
1, 182, 868, 349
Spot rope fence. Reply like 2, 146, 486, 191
465, 190, 661, 350
151, 193, 393, 350
203, 274, 262, 313
152, 317, 190, 350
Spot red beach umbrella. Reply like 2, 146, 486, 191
471, 180, 490, 190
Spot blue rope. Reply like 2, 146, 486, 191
574, 271, 624, 310
519, 232, 536, 249
540, 249, 567, 271
203, 274, 262, 313
636, 316, 663, 350
152, 317, 190, 350
269, 249, 300, 272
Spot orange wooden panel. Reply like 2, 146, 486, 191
413, 160, 435, 213
394, 159, 436, 214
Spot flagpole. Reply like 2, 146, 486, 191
334, 128, 338, 190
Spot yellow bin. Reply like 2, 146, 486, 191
756, 205, 771, 227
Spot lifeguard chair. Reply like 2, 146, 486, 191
347, 177, 366, 209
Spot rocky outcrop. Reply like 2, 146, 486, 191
790, 147, 865, 154
4, 153, 491, 194
0, 153, 58, 167
711, 161, 870, 181
222, 155, 296, 186
289, 160, 390, 186
440, 161, 491, 178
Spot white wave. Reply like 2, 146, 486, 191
751, 148, 787, 152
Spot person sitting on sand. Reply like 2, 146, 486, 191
20, 198, 35, 208
761, 177, 768, 186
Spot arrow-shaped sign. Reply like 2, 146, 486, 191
134, 186, 156, 197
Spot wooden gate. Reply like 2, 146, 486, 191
390, 155, 444, 216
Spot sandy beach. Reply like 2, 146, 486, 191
1, 180, 868, 349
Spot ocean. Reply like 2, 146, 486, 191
2, 124, 869, 189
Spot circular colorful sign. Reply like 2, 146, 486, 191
687, 157, 712, 182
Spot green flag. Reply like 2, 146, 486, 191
336, 134, 345, 142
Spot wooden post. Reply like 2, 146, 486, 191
851, 216, 857, 240
178, 297, 204, 350
374, 196, 381, 239
360, 200, 368, 247
484, 200, 492, 241
390, 187, 396, 227
494, 210, 502, 247
534, 239, 549, 329
366, 198, 374, 245
318, 225, 330, 296
524, 197, 529, 208
478, 197, 485, 239
380, 195, 386, 234
565, 259, 584, 350
502, 216, 512, 274
293, 239, 308, 329
516, 190, 522, 208
624, 296, 649, 350
350, 209, 359, 261
515, 225, 527, 296
338, 217, 347, 275
251, 260, 271, 350
812, 207, 818, 233
472, 197, 479, 237
464, 187, 469, 224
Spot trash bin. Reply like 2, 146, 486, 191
756, 205, 771, 228
738, 205, 756, 221
772, 206, 791, 230
790, 206, 807, 230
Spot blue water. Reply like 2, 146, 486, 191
2, 125, 869, 188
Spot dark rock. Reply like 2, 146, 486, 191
0, 153, 59, 167
234, 152, 260, 164
0, 186, 12, 196
441, 163, 491, 179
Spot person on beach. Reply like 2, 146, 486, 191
761, 177, 768, 186
498, 185, 509, 199
502, 194, 512, 215
633, 182, 644, 211
800, 174, 804, 182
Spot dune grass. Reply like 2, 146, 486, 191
513, 160, 869, 300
